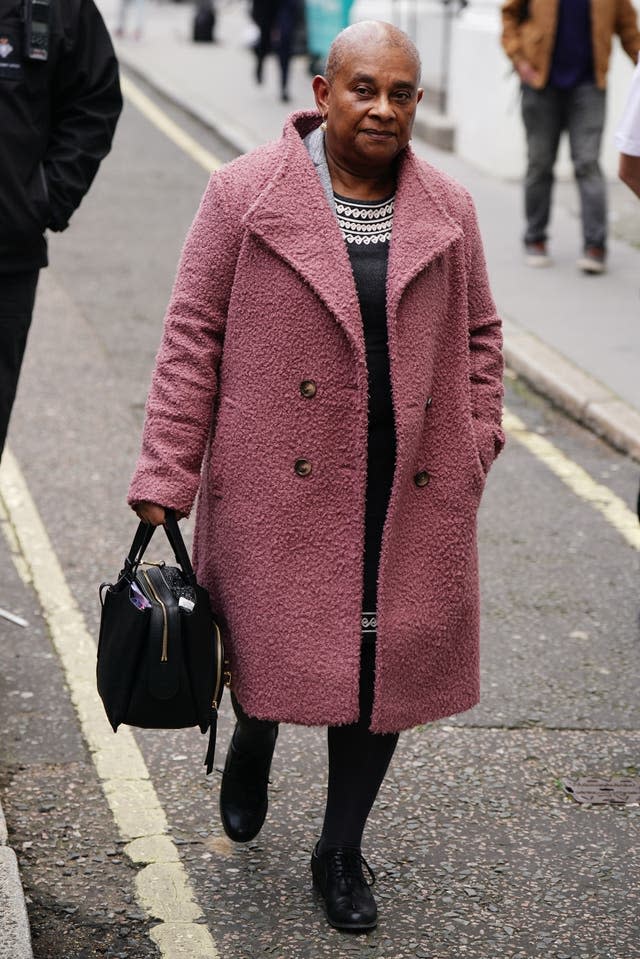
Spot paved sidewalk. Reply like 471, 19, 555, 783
0, 707, 33, 959
107, 0, 640, 459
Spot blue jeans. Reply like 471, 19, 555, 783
521, 83, 607, 250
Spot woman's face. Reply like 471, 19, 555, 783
313, 44, 423, 178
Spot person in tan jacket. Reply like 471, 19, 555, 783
502, 0, 640, 273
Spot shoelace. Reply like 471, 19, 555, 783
325, 847, 376, 888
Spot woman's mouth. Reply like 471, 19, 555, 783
362, 129, 395, 139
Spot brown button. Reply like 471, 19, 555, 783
294, 458, 312, 477
414, 470, 430, 488
425, 396, 433, 409
300, 379, 317, 399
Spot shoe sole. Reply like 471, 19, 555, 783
525, 256, 552, 268
577, 258, 606, 274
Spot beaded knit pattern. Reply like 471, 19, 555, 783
334, 194, 395, 245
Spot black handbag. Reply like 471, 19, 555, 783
97, 510, 225, 774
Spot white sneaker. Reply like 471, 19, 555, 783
577, 247, 606, 274
524, 242, 552, 267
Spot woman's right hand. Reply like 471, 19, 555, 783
134, 501, 167, 526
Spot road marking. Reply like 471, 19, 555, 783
504, 409, 640, 551
121, 74, 222, 174
0, 448, 220, 959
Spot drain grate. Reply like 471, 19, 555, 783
562, 778, 640, 805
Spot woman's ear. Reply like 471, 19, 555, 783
311, 74, 330, 115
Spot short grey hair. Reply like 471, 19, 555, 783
325, 21, 421, 85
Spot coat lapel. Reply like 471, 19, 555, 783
243, 113, 366, 361
387, 148, 464, 322
244, 117, 464, 360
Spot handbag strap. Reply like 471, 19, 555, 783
163, 510, 197, 587
123, 509, 197, 587
124, 519, 155, 575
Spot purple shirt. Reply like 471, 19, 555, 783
549, 0, 595, 89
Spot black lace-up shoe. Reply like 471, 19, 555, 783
219, 724, 278, 842
311, 843, 377, 931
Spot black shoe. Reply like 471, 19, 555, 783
311, 843, 377, 931
219, 724, 278, 842
280, 89, 290, 102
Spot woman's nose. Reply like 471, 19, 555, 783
370, 95, 394, 119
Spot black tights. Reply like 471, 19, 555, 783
231, 643, 398, 850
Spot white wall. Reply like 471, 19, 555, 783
350, 0, 450, 102
351, 0, 639, 179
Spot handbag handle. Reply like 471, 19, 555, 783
124, 509, 197, 587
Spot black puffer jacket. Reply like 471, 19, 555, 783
0, 0, 122, 272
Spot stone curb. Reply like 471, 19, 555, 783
0, 801, 34, 959
503, 317, 640, 462
119, 51, 640, 465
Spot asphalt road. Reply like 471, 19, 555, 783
1, 71, 639, 959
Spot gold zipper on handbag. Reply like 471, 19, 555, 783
212, 620, 223, 709
141, 569, 169, 662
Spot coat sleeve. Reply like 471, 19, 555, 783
501, 0, 527, 64
128, 174, 241, 514
615, 0, 640, 64
462, 192, 505, 475
45, 0, 122, 232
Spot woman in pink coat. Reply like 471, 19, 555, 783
129, 20, 504, 932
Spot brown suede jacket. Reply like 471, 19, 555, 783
501, 0, 640, 89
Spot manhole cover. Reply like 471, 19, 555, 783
562, 778, 640, 804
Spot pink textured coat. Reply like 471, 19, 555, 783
128, 112, 505, 733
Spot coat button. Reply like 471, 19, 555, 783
300, 379, 317, 399
414, 469, 430, 488
425, 396, 433, 409
294, 458, 312, 477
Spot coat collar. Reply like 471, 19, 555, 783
387, 149, 464, 320
244, 112, 365, 358
243, 112, 463, 351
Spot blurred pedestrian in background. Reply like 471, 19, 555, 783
616, 58, 640, 198
251, 0, 296, 101
0, 0, 122, 462
115, 0, 145, 40
128, 20, 504, 932
501, 0, 640, 274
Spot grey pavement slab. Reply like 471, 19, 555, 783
0, 847, 33, 959
101, 0, 640, 457
0, 775, 33, 959
0, 846, 33, 959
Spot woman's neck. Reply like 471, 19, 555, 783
325, 149, 395, 202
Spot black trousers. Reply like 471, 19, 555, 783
0, 271, 39, 459
252, 0, 295, 93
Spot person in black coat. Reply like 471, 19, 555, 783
251, 0, 296, 102
0, 0, 122, 459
